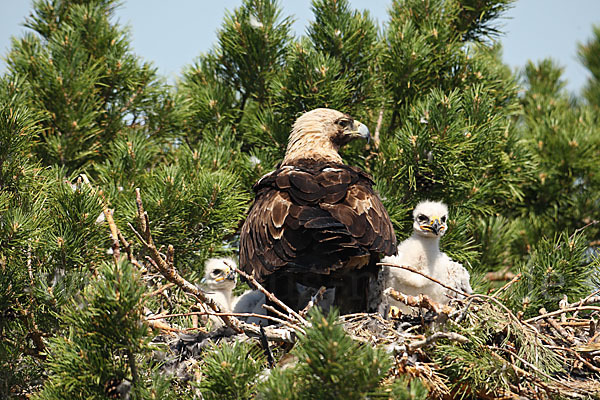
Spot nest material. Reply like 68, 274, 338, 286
124, 192, 600, 399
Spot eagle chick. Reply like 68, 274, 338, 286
382, 201, 472, 314
201, 257, 268, 327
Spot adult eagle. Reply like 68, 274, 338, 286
240, 108, 396, 314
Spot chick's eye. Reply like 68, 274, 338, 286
441, 216, 447, 223
212, 269, 223, 276
337, 119, 351, 128
417, 214, 428, 222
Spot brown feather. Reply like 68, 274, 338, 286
239, 108, 397, 313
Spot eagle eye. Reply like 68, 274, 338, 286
336, 118, 351, 128
417, 214, 428, 222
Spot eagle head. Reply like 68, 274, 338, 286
412, 200, 448, 238
283, 108, 370, 165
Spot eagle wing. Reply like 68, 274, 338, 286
240, 163, 396, 282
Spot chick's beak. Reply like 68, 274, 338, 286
430, 220, 441, 235
421, 217, 442, 235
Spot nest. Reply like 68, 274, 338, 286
122, 190, 600, 399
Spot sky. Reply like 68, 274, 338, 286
1, 0, 600, 94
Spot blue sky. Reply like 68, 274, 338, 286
1, 0, 600, 94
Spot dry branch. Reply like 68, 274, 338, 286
379, 261, 471, 298
384, 288, 452, 314
232, 264, 309, 327
127, 188, 303, 343
80, 174, 120, 265
299, 286, 326, 318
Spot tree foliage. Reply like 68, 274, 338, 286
2, 0, 600, 398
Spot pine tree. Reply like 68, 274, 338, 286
258, 308, 423, 399
33, 260, 174, 400
4, 0, 600, 398
578, 24, 600, 109
375, 0, 530, 275
515, 59, 600, 249
1, 0, 248, 396
6, 0, 180, 174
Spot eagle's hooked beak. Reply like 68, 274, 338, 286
353, 121, 371, 143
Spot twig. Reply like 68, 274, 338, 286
379, 262, 471, 298
548, 346, 600, 374
490, 346, 589, 394
117, 230, 142, 269
384, 288, 452, 314
232, 265, 309, 327
373, 104, 384, 148
80, 174, 120, 265
525, 306, 600, 324
145, 311, 301, 332
407, 331, 469, 351
488, 349, 557, 397
571, 288, 600, 319
262, 304, 299, 325
539, 308, 579, 345
299, 286, 326, 318
454, 296, 476, 323
491, 272, 522, 298
486, 268, 516, 282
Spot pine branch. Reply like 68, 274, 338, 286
128, 188, 301, 343
128, 188, 240, 331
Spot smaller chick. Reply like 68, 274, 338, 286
382, 200, 472, 315
201, 257, 238, 313
201, 257, 268, 327
232, 290, 268, 326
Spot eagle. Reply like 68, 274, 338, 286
382, 200, 472, 314
239, 108, 397, 314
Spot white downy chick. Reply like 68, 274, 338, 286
201, 257, 238, 313
201, 257, 268, 326
232, 290, 268, 326
382, 200, 472, 314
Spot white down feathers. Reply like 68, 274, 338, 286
201, 257, 268, 327
382, 201, 472, 313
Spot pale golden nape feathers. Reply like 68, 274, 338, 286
283, 108, 362, 165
